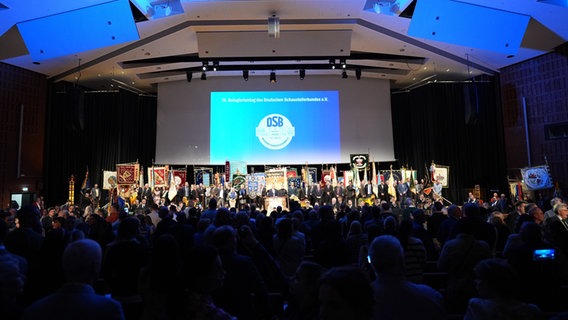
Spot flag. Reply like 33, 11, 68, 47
139, 166, 144, 186
372, 162, 377, 185
81, 166, 90, 191
387, 171, 396, 198
102, 171, 117, 190
168, 170, 177, 201
515, 182, 523, 201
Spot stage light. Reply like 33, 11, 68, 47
212, 61, 219, 71
270, 71, 276, 83
243, 70, 249, 81
341, 70, 348, 79
201, 72, 207, 80
340, 59, 347, 69
356, 67, 362, 80
186, 70, 192, 82
329, 59, 336, 69
299, 69, 305, 80
202, 61, 208, 71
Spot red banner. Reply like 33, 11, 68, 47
173, 170, 187, 186
116, 164, 139, 185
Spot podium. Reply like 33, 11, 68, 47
264, 196, 288, 212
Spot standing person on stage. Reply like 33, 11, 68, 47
378, 180, 389, 202
197, 183, 206, 206
334, 182, 345, 202
140, 184, 152, 203
238, 184, 247, 209
363, 180, 375, 199
91, 184, 101, 209
433, 180, 443, 199
396, 180, 409, 206
311, 183, 323, 206
288, 181, 299, 198
346, 181, 356, 206
182, 182, 191, 199
322, 182, 333, 205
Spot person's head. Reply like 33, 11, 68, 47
62, 239, 103, 285
117, 217, 140, 239
554, 203, 568, 219
473, 258, 520, 299
528, 206, 545, 224
185, 245, 225, 294
212, 225, 237, 254
0, 254, 25, 302
318, 266, 374, 320
368, 235, 404, 276
463, 203, 480, 218
208, 198, 217, 210
515, 201, 527, 214
290, 261, 324, 304
15, 205, 40, 229
447, 204, 462, 219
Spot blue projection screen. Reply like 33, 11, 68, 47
156, 75, 394, 165
210, 91, 340, 164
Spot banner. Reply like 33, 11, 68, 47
116, 163, 139, 185
266, 169, 286, 190
521, 165, 553, 191
230, 161, 247, 181
350, 154, 369, 170
286, 168, 297, 178
431, 165, 450, 188
194, 167, 213, 186
172, 170, 187, 186
102, 171, 117, 190
247, 172, 266, 198
148, 166, 167, 187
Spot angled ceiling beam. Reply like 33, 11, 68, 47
51, 17, 496, 82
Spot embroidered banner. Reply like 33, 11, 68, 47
521, 165, 553, 191
116, 163, 139, 185
102, 170, 117, 190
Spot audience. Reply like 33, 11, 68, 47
22, 239, 125, 320
5, 189, 568, 320
369, 235, 446, 319
318, 266, 374, 320
465, 258, 543, 320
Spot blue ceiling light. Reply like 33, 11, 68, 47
363, 0, 414, 16
130, 0, 184, 20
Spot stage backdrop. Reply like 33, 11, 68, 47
156, 75, 394, 165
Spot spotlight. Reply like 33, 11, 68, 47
355, 67, 361, 80
329, 59, 336, 69
186, 70, 192, 82
340, 59, 347, 69
341, 70, 348, 79
201, 72, 207, 80
243, 70, 249, 81
269, 71, 276, 83
212, 61, 219, 71
299, 69, 305, 80
202, 61, 208, 71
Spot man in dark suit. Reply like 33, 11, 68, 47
22, 239, 125, 320
322, 182, 334, 205
363, 180, 375, 198
378, 180, 389, 202
545, 203, 568, 256
311, 183, 323, 205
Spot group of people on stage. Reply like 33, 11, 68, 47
78, 175, 448, 217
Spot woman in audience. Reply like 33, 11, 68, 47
465, 258, 543, 320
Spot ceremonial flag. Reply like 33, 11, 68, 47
520, 165, 553, 191
139, 166, 144, 186
387, 171, 396, 198
102, 171, 117, 190
116, 163, 139, 185
515, 182, 524, 201
168, 170, 177, 201
81, 166, 90, 191
372, 162, 377, 185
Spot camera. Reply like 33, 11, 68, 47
533, 249, 555, 261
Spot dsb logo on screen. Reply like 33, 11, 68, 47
267, 116, 284, 127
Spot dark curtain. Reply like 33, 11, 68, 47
45, 83, 157, 206
391, 76, 508, 203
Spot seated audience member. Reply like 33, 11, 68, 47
184, 245, 235, 320
397, 220, 427, 283
22, 239, 124, 320
438, 215, 492, 313
0, 252, 26, 320
273, 218, 305, 277
139, 234, 184, 320
346, 221, 368, 265
437, 204, 461, 248
284, 261, 324, 320
102, 217, 148, 319
212, 225, 272, 320
465, 258, 542, 320
318, 266, 374, 320
369, 235, 446, 320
